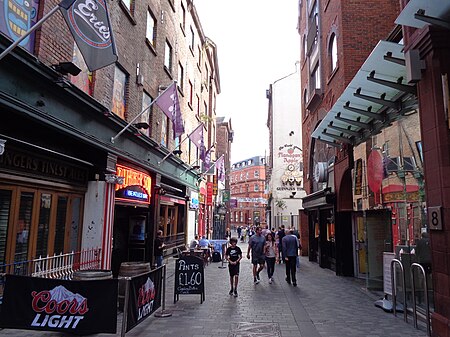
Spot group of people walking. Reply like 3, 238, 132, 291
225, 225, 301, 297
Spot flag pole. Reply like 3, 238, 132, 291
157, 134, 189, 166
0, 6, 60, 62
111, 82, 174, 143
179, 158, 201, 177
158, 123, 203, 166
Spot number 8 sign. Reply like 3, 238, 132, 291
428, 206, 443, 230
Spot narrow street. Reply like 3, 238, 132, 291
0, 239, 428, 337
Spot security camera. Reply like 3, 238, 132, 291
0, 139, 6, 156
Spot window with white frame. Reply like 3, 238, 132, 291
254, 183, 259, 192
254, 170, 259, 177
178, 62, 184, 90
180, 2, 186, 31
190, 26, 195, 50
329, 33, 338, 72
164, 41, 172, 73
146, 9, 156, 47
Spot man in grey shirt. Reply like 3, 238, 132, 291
282, 229, 299, 286
247, 226, 266, 284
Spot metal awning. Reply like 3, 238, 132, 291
311, 40, 417, 147
395, 0, 450, 29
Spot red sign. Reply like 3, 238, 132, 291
116, 165, 152, 204
367, 150, 383, 193
206, 182, 213, 205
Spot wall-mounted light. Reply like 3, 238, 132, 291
133, 122, 149, 129
52, 62, 81, 76
105, 174, 124, 185
0, 139, 6, 155
173, 149, 182, 156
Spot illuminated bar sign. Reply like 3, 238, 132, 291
115, 165, 152, 204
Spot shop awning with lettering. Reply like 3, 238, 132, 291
311, 40, 417, 147
395, 0, 450, 29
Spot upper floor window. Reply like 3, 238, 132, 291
112, 66, 128, 119
122, 0, 133, 12
311, 63, 321, 90
178, 62, 184, 91
254, 170, 259, 178
188, 80, 193, 106
180, 2, 186, 31
164, 41, 173, 73
190, 26, 195, 50
254, 183, 259, 192
140, 92, 153, 137
329, 33, 338, 72
146, 9, 157, 47
70, 44, 92, 95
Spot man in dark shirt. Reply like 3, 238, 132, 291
277, 225, 286, 262
154, 230, 165, 267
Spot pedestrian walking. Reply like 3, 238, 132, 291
276, 225, 286, 262
246, 226, 266, 284
264, 232, 278, 284
154, 230, 165, 267
225, 237, 242, 297
282, 229, 299, 286
237, 226, 242, 239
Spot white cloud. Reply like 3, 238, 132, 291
194, 0, 300, 163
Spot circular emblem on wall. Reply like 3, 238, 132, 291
287, 164, 295, 171
313, 162, 328, 183
67, 0, 112, 49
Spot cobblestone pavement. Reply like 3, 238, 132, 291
0, 240, 428, 337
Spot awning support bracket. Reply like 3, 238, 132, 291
317, 137, 342, 148
383, 52, 406, 66
335, 112, 371, 129
322, 130, 353, 144
367, 71, 417, 95
414, 10, 450, 30
343, 101, 384, 121
354, 88, 399, 108
328, 122, 361, 137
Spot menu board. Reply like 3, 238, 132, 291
174, 256, 205, 303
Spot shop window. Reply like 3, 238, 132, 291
15, 191, 34, 263
327, 221, 335, 242
0, 190, 12, 265
53, 196, 68, 255
36, 193, 52, 258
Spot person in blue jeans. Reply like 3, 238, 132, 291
282, 229, 299, 286
264, 232, 278, 284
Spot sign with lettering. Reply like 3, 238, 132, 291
125, 268, 162, 332
115, 165, 152, 204
60, 0, 118, 71
0, 274, 117, 334
174, 256, 204, 303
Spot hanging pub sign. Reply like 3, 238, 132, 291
0, 275, 118, 334
115, 164, 152, 204
206, 182, 213, 205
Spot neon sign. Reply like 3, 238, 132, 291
115, 165, 152, 204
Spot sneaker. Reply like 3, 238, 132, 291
285, 277, 291, 284
271, 277, 274, 283
268, 278, 272, 284
293, 282, 297, 287
229, 288, 233, 295
254, 278, 260, 284
233, 290, 238, 297
256, 272, 260, 281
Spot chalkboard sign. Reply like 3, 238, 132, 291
174, 255, 205, 303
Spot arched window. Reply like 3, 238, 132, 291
329, 33, 338, 72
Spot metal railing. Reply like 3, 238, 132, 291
410, 263, 431, 336
391, 258, 407, 322
0, 247, 102, 299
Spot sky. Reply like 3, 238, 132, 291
193, 0, 300, 164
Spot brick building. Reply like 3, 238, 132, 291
215, 117, 233, 236
230, 156, 268, 227
0, 0, 220, 276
